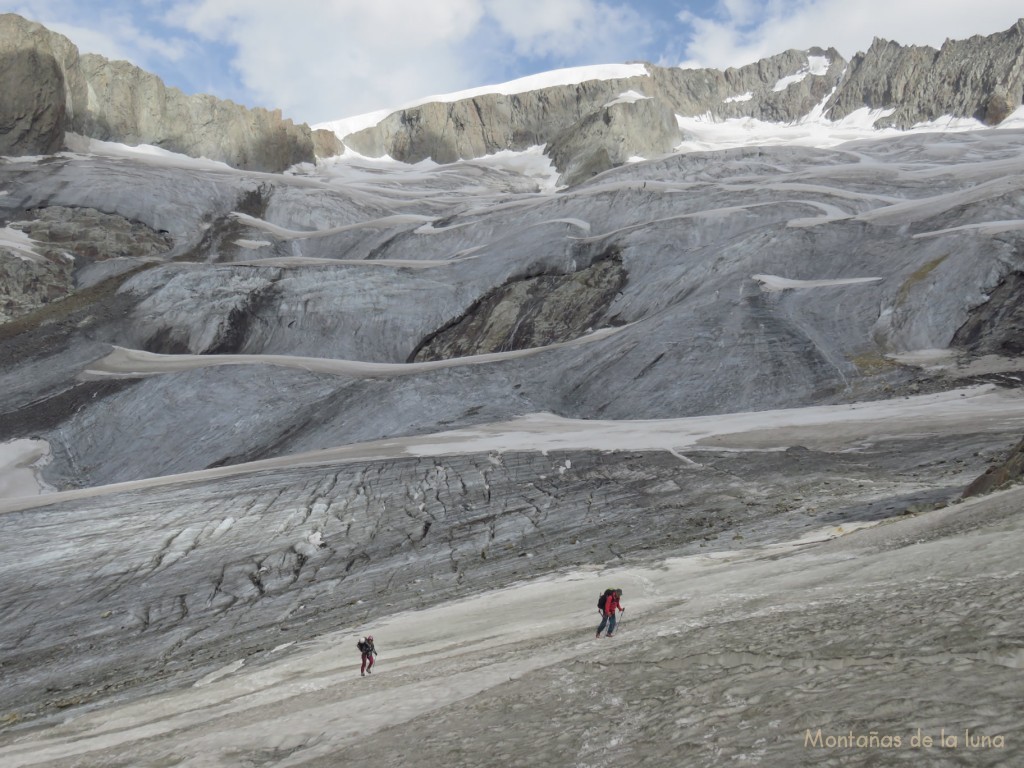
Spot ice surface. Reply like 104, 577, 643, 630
751, 274, 884, 291
773, 70, 812, 92
79, 328, 623, 381
0, 439, 54, 498
807, 55, 830, 75
62, 133, 234, 171
0, 225, 41, 262
5, 385, 1022, 515
3, 92, 1024, 766
605, 90, 650, 107
2, 483, 1021, 766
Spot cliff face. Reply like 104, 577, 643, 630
342, 21, 1023, 182
829, 19, 1024, 126
0, 14, 85, 156
343, 48, 848, 180
0, 14, 315, 172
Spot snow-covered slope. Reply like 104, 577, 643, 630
315, 62, 650, 137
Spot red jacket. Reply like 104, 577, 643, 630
602, 593, 621, 614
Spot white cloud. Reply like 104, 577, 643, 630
484, 0, 650, 59
679, 0, 1024, 70
718, 0, 761, 27
162, 0, 653, 123
166, 0, 493, 122
18, 0, 651, 124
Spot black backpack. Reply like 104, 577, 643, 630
597, 588, 614, 610
357, 640, 369, 653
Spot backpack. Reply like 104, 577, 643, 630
597, 588, 615, 611
357, 640, 368, 653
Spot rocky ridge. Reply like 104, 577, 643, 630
339, 20, 1024, 182
829, 20, 1024, 127
4, 13, 1024, 183
0, 13, 314, 172
341, 48, 845, 183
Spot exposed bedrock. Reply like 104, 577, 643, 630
12, 206, 174, 263
5, 11, 1024, 178
951, 270, 1024, 356
342, 49, 845, 172
829, 20, 1024, 127
76, 54, 315, 172
0, 13, 315, 172
311, 128, 345, 159
0, 48, 66, 155
338, 20, 1024, 170
0, 206, 174, 324
546, 98, 681, 186
0, 242, 74, 324
963, 435, 1024, 498
411, 249, 627, 362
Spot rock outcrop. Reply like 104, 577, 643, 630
338, 21, 1024, 178
828, 20, 1024, 126
0, 13, 315, 172
0, 240, 74, 324
312, 128, 345, 158
342, 49, 847, 179
0, 15, 83, 156
547, 96, 681, 186
963, 436, 1024, 497
0, 207, 174, 324
650, 47, 844, 122
951, 271, 1024, 357
76, 54, 314, 172
13, 206, 174, 265
411, 250, 627, 361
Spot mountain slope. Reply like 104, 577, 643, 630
2, 14, 1024, 765
3, 128, 1024, 490
3, 13, 1023, 181
326, 19, 1024, 183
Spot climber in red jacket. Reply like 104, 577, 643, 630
596, 589, 624, 637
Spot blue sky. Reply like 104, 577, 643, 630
7, 1, 1024, 124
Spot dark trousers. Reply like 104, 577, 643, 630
596, 611, 617, 636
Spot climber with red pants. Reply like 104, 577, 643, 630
357, 635, 377, 676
